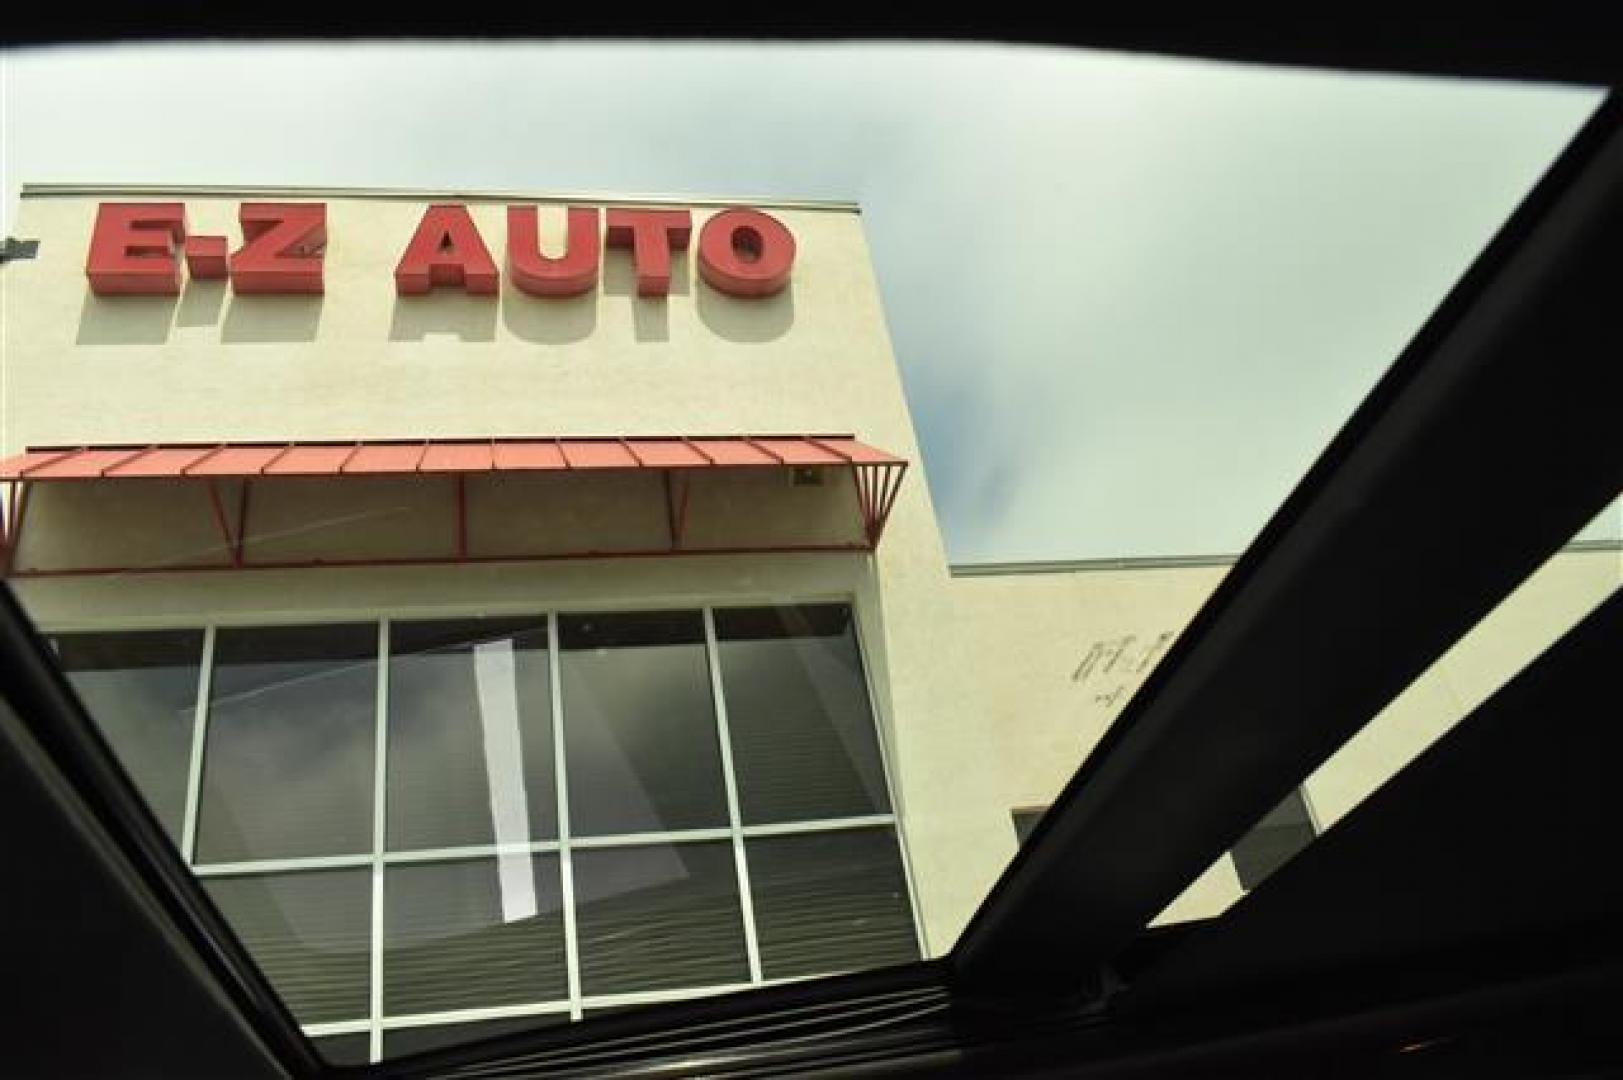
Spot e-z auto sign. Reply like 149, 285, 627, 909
84, 202, 795, 300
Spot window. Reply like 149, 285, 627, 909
71, 603, 919, 1063
196, 624, 378, 865
713, 604, 891, 824
202, 868, 371, 1025
383, 855, 567, 1015
386, 617, 556, 851
1230, 787, 1319, 891
747, 828, 917, 979
48, 630, 204, 846
1012, 793, 1319, 894
1010, 807, 1045, 846
558, 611, 727, 835
573, 841, 749, 995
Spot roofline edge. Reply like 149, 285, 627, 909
949, 537, 1621, 576
18, 183, 862, 213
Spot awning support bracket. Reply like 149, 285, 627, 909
850, 462, 907, 547
200, 479, 252, 568
665, 470, 692, 550
204, 481, 244, 568
0, 482, 25, 577
235, 481, 251, 567
455, 475, 469, 559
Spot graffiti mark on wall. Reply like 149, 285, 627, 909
1072, 630, 1177, 712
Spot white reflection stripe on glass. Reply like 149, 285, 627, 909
582, 983, 757, 1009
371, 618, 391, 1066
473, 638, 537, 923
740, 815, 896, 837
302, 1018, 372, 1037
702, 606, 764, 985
548, 612, 583, 1022
384, 841, 562, 864
180, 625, 216, 864
381, 1001, 573, 1029
207, 652, 381, 710
193, 853, 374, 876
189, 817, 902, 876
570, 828, 734, 849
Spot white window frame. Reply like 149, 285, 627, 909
53, 599, 926, 1064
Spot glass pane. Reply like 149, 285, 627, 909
383, 1013, 569, 1057
1011, 808, 1045, 847
204, 869, 370, 1026
384, 856, 566, 1017
387, 618, 556, 851
1231, 788, 1318, 891
714, 604, 891, 824
195, 624, 377, 863
747, 828, 919, 980
1256, 787, 1314, 830
309, 1033, 370, 1066
573, 841, 747, 996
558, 611, 727, 835
49, 629, 202, 845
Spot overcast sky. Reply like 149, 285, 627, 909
2, 43, 1613, 561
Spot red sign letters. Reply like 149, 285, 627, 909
86, 202, 795, 300
86, 203, 327, 296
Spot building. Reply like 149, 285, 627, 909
1, 186, 1615, 1063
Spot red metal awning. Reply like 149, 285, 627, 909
0, 435, 909, 577
0, 436, 904, 480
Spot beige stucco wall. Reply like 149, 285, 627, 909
1304, 544, 1620, 830
951, 544, 1619, 925
0, 189, 998, 956
950, 562, 1242, 922
2, 189, 1617, 960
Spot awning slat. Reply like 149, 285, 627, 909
687, 439, 779, 467
343, 443, 427, 474
0, 448, 77, 479
621, 439, 711, 469
106, 446, 218, 478
492, 441, 567, 471
265, 445, 359, 476
751, 438, 846, 466
810, 437, 906, 465
559, 440, 639, 469
184, 446, 287, 476
420, 443, 495, 472
24, 448, 147, 479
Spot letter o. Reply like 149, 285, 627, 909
698, 209, 795, 298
